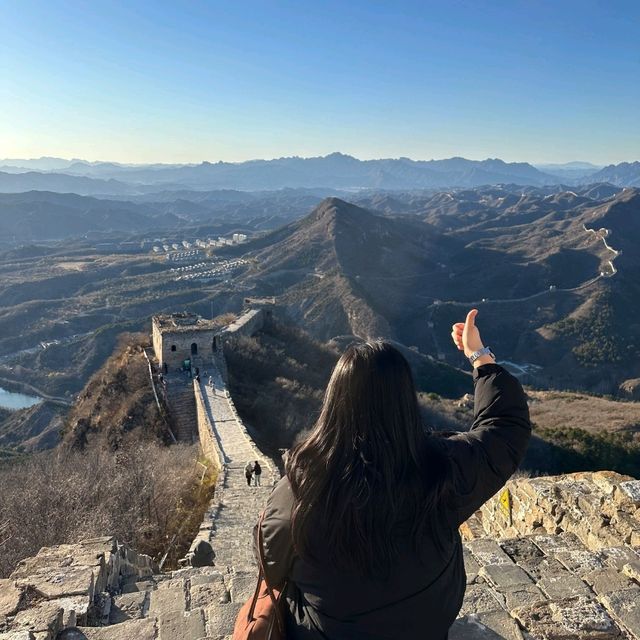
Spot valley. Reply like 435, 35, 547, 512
0, 181, 639, 457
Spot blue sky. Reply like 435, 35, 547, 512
1, 0, 638, 164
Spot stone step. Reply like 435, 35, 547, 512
76, 619, 156, 640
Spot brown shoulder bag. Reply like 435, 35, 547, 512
233, 511, 287, 640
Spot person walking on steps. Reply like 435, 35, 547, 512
255, 309, 531, 639
253, 460, 262, 487
244, 461, 254, 487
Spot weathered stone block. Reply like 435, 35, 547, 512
228, 571, 256, 604
530, 532, 582, 555
110, 591, 148, 623
499, 537, 543, 563
465, 539, 513, 566
591, 471, 634, 496
599, 586, 640, 638
158, 608, 206, 640
77, 618, 156, 640
463, 548, 481, 584
616, 480, 640, 507
536, 570, 591, 600
49, 595, 91, 627
450, 610, 525, 640
0, 580, 22, 617
553, 548, 605, 576
148, 586, 186, 616
610, 511, 637, 543
622, 560, 640, 582
0, 632, 35, 640
583, 568, 633, 595
190, 580, 229, 609
205, 602, 243, 637
502, 583, 547, 613
600, 545, 640, 570
513, 596, 623, 640
12, 601, 63, 636
517, 556, 566, 583
156, 577, 185, 591
479, 564, 533, 590
15, 564, 95, 601
459, 583, 504, 616
122, 580, 155, 594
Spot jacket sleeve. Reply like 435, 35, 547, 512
443, 363, 531, 526
254, 476, 295, 589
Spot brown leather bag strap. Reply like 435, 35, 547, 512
246, 514, 266, 622
255, 509, 286, 634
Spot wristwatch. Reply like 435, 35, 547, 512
468, 346, 495, 364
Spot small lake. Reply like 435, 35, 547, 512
0, 387, 42, 410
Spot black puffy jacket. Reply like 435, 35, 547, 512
259, 363, 531, 639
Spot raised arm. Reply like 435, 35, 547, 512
445, 310, 532, 525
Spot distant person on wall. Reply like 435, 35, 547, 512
244, 461, 254, 487
255, 309, 531, 639
253, 460, 262, 486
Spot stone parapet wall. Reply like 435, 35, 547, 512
477, 471, 640, 550
219, 309, 264, 343
192, 381, 224, 471
458, 472, 640, 639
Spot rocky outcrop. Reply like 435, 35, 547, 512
620, 378, 640, 400
0, 537, 156, 638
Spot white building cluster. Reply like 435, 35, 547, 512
153, 234, 249, 255
172, 258, 249, 282
166, 250, 202, 263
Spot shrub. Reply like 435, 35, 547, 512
0, 440, 215, 577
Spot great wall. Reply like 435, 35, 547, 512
1, 304, 639, 640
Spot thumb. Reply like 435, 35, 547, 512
464, 309, 478, 330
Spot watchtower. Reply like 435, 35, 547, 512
151, 312, 221, 371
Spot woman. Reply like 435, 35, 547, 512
258, 309, 531, 639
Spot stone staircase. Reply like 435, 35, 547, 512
87, 364, 278, 639
164, 373, 197, 443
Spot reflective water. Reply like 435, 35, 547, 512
0, 387, 41, 410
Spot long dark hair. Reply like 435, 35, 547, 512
285, 341, 450, 576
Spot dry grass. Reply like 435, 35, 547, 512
0, 442, 214, 577
528, 390, 640, 435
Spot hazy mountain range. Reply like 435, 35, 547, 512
1, 153, 638, 193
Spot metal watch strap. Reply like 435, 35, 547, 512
469, 346, 495, 363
